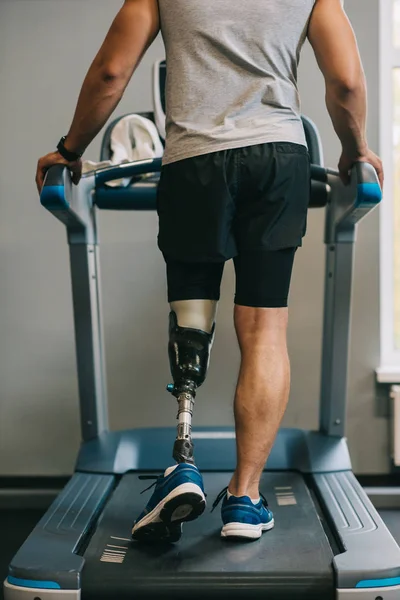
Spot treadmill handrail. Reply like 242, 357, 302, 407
41, 161, 381, 213
310, 164, 339, 182
94, 157, 163, 187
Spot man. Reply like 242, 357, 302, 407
36, 0, 383, 543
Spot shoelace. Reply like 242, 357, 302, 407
138, 474, 163, 494
211, 486, 269, 512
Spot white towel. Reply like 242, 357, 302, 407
82, 114, 164, 187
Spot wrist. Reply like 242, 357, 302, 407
57, 136, 83, 162
55, 150, 70, 163
342, 142, 368, 159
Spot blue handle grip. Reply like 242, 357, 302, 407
356, 182, 382, 206
40, 165, 70, 210
353, 162, 382, 206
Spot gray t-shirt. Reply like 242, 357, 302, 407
158, 0, 316, 165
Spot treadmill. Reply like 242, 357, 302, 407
4, 62, 400, 600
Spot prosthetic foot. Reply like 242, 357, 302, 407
166, 300, 217, 464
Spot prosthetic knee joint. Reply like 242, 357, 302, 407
166, 300, 216, 464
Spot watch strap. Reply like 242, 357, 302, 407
57, 136, 83, 162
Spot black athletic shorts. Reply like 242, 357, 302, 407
157, 142, 311, 307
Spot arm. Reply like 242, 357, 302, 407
308, 0, 383, 187
36, 0, 160, 192
65, 0, 160, 155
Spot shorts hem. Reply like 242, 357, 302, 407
168, 292, 222, 303
234, 298, 289, 308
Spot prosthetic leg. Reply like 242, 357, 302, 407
166, 300, 217, 464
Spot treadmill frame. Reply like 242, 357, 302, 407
5, 62, 400, 600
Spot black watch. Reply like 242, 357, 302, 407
57, 136, 83, 162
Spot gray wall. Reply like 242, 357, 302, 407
0, 0, 386, 475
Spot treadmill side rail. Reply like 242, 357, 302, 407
314, 472, 400, 589
5, 473, 115, 597
337, 584, 400, 599
4, 581, 80, 600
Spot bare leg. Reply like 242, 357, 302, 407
228, 305, 290, 499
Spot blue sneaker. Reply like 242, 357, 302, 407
212, 487, 275, 540
132, 463, 206, 543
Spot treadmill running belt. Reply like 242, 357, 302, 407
82, 472, 335, 599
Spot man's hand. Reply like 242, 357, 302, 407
36, 152, 82, 195
338, 149, 384, 190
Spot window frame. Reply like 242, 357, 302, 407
377, 0, 400, 383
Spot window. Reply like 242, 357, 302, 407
378, 0, 400, 381
394, 2, 400, 351
395, 68, 400, 351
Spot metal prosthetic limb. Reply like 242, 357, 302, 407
167, 300, 217, 464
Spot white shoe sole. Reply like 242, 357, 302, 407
132, 482, 206, 536
221, 518, 275, 540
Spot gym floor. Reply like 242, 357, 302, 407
1, 491, 400, 600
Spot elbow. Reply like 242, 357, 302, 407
97, 58, 132, 86
327, 75, 365, 99
100, 64, 126, 83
